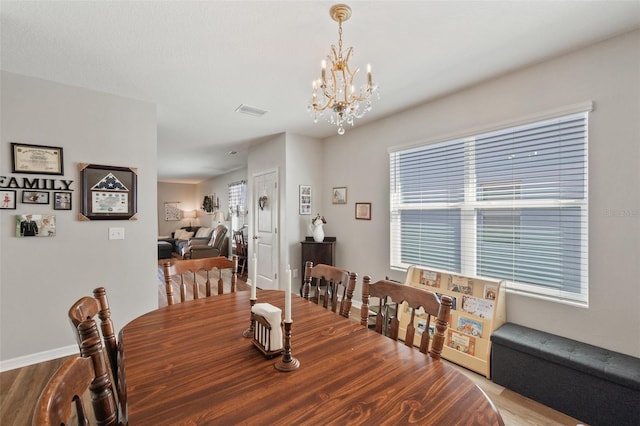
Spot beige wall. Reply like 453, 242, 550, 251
0, 71, 158, 369
319, 30, 640, 357
156, 182, 198, 236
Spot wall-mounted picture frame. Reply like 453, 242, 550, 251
79, 163, 138, 221
332, 187, 347, 204
22, 191, 50, 204
53, 192, 72, 210
11, 142, 64, 175
165, 201, 181, 221
1, 190, 17, 209
15, 214, 56, 237
299, 185, 311, 215
355, 202, 372, 220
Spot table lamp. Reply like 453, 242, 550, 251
213, 211, 225, 223
183, 210, 196, 228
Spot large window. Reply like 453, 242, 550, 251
390, 109, 589, 304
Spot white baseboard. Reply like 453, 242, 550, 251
0, 345, 77, 372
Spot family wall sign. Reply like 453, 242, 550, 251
0, 176, 74, 191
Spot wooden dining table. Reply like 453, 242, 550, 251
118, 290, 504, 425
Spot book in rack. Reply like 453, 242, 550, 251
398, 266, 506, 378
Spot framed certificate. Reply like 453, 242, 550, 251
79, 163, 138, 220
11, 143, 64, 175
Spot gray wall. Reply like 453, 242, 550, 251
319, 30, 640, 357
0, 71, 158, 369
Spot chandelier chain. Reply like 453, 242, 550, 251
337, 21, 343, 61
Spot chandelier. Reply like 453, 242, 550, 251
308, 4, 379, 135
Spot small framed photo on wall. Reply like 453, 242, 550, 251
355, 202, 372, 220
332, 187, 347, 204
299, 185, 311, 215
53, 192, 72, 210
15, 214, 56, 237
22, 191, 49, 204
1, 190, 17, 209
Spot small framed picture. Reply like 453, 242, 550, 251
1, 190, 17, 209
11, 142, 64, 175
53, 192, 72, 210
15, 214, 56, 237
332, 187, 347, 204
22, 191, 49, 204
299, 185, 311, 215
355, 202, 371, 220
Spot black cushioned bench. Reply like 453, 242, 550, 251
491, 323, 640, 426
157, 241, 173, 260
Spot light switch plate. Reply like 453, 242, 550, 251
109, 227, 125, 240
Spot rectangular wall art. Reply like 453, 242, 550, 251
15, 214, 56, 237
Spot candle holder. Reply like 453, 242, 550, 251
242, 298, 256, 338
274, 321, 300, 372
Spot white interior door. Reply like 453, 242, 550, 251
253, 170, 278, 290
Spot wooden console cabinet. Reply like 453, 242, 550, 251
300, 237, 336, 288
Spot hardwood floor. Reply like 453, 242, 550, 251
0, 270, 585, 426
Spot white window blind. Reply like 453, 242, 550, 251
390, 111, 589, 304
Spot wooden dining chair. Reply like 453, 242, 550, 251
162, 255, 238, 305
302, 262, 356, 318
68, 287, 118, 387
33, 319, 120, 426
360, 276, 453, 360
232, 229, 248, 276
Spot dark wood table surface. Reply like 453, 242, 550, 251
118, 290, 504, 425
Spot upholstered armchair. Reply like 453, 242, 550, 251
181, 224, 229, 259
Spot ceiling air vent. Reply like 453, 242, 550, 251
235, 104, 268, 117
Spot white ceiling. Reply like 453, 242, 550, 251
2, 1, 639, 183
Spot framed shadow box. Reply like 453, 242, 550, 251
79, 163, 138, 220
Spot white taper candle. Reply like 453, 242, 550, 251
251, 253, 257, 300
285, 264, 292, 322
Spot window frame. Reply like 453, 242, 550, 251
389, 103, 591, 306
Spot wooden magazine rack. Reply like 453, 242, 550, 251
398, 266, 506, 378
